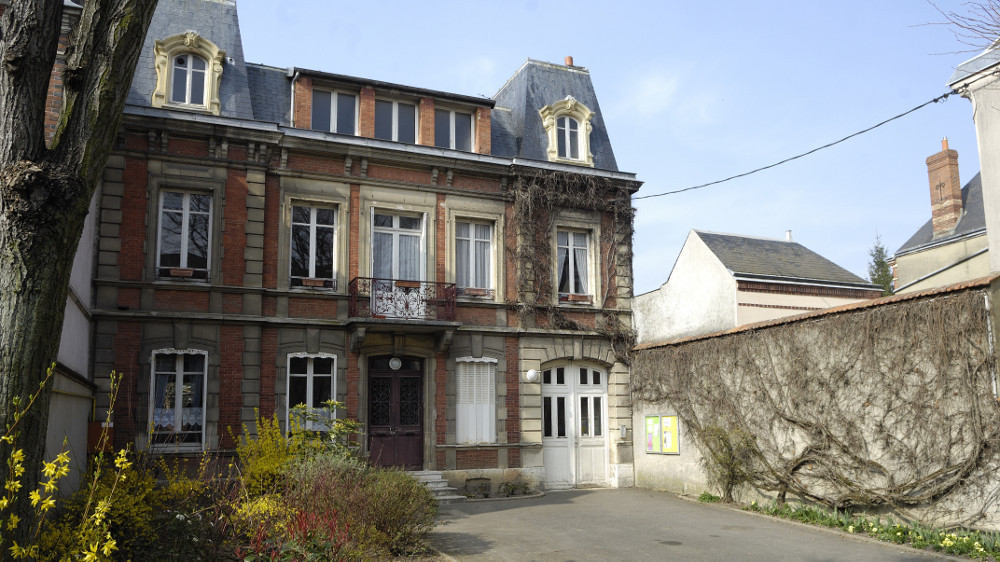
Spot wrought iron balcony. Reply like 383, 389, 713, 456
348, 277, 457, 321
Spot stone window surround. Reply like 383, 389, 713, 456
152, 31, 225, 115
538, 96, 595, 167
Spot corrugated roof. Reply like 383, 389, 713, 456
896, 172, 986, 255
491, 59, 619, 171
695, 231, 873, 287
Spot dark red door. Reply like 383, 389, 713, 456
368, 357, 423, 469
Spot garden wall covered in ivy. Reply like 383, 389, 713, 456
632, 275, 1000, 529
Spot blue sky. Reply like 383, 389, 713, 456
236, 0, 984, 294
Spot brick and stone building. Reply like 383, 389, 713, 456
45, 0, 640, 492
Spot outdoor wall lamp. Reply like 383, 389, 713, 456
525, 369, 539, 383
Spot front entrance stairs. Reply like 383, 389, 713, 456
411, 470, 466, 504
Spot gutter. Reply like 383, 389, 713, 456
892, 246, 989, 293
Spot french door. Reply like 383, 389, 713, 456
541, 363, 608, 488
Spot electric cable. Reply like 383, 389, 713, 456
632, 91, 954, 201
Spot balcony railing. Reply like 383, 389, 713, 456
348, 278, 457, 321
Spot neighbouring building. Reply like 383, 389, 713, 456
890, 140, 989, 294
40, 0, 640, 492
634, 230, 881, 344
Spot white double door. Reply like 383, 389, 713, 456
541, 363, 609, 489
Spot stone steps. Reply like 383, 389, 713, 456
411, 470, 466, 504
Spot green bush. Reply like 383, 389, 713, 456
699, 425, 757, 502
282, 454, 438, 558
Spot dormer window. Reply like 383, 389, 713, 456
539, 96, 595, 167
171, 54, 207, 106
152, 32, 225, 115
375, 99, 417, 143
556, 116, 579, 160
435, 108, 473, 151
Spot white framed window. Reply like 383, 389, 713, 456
557, 229, 589, 297
556, 116, 580, 160
157, 191, 212, 280
372, 211, 425, 281
290, 204, 336, 289
171, 54, 207, 106
150, 350, 207, 448
311, 90, 357, 135
153, 32, 224, 115
455, 221, 492, 297
287, 354, 336, 431
435, 109, 473, 151
538, 96, 595, 167
374, 99, 417, 143
456, 358, 497, 444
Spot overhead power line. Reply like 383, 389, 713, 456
632, 91, 953, 201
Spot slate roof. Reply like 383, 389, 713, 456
492, 59, 619, 171
126, 0, 255, 120
896, 172, 986, 255
695, 231, 876, 287
246, 64, 290, 125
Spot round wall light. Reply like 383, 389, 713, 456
525, 369, 539, 383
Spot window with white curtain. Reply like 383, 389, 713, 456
455, 221, 492, 294
456, 358, 497, 443
290, 204, 336, 289
372, 212, 423, 281
150, 350, 207, 448
157, 190, 212, 280
557, 229, 589, 295
287, 354, 336, 431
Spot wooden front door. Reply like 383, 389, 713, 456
367, 357, 423, 469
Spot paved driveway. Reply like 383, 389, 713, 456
430, 488, 957, 561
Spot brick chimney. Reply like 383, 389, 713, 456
927, 138, 963, 238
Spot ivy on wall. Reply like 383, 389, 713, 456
506, 170, 637, 364
633, 289, 1000, 527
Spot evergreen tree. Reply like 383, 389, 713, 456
868, 235, 893, 296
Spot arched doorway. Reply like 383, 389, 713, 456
541, 362, 609, 488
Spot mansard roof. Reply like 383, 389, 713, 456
491, 59, 619, 171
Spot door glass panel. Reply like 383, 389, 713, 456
543, 396, 552, 437
399, 377, 420, 425
579, 367, 588, 385
580, 397, 589, 436
593, 396, 602, 436
543, 369, 551, 384
370, 378, 391, 426
556, 367, 564, 385
556, 397, 566, 437
593, 370, 601, 385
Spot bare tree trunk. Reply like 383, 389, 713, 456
0, 0, 157, 547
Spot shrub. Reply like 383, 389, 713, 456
699, 425, 757, 502
282, 453, 438, 558
698, 492, 721, 503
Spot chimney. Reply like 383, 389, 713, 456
927, 138, 963, 238
785, 230, 793, 242
565, 56, 574, 67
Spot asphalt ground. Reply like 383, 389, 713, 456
430, 488, 960, 561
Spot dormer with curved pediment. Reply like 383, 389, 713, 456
152, 31, 225, 115
539, 95, 595, 167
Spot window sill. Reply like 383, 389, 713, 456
559, 294, 592, 305
156, 268, 210, 282
457, 287, 495, 299
293, 278, 337, 291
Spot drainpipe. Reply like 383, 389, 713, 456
986, 292, 998, 399
287, 68, 299, 126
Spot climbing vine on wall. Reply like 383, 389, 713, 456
633, 289, 1000, 527
506, 170, 637, 363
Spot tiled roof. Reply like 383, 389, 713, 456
245, 64, 290, 125
695, 230, 873, 287
635, 273, 1000, 350
896, 172, 986, 255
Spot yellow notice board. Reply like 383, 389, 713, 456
660, 415, 679, 454
645, 415, 680, 455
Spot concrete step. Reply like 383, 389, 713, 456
410, 471, 466, 504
